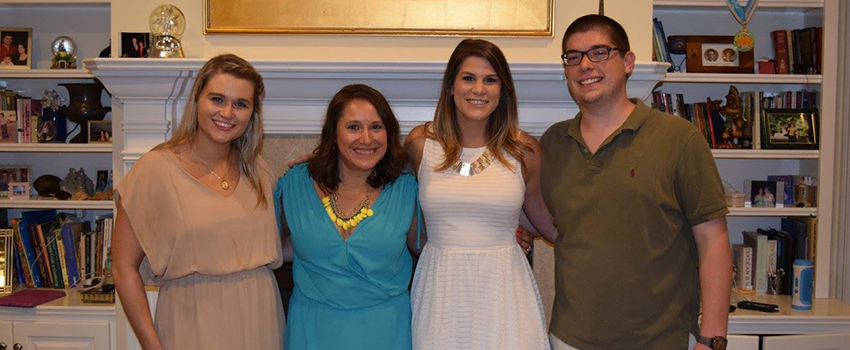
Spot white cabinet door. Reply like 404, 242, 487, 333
763, 334, 850, 350
0, 320, 13, 348
728, 334, 760, 350
13, 321, 109, 350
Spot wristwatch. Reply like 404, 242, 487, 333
696, 335, 728, 350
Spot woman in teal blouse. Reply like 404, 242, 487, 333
275, 84, 420, 350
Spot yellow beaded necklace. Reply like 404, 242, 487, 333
322, 187, 375, 231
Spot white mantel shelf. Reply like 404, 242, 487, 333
85, 58, 668, 136
86, 58, 667, 169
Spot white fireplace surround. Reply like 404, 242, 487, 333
85, 59, 668, 172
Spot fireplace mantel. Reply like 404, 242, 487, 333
85, 58, 667, 171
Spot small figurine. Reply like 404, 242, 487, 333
767, 268, 786, 295
721, 86, 751, 148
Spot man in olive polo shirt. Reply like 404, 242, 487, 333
539, 15, 733, 350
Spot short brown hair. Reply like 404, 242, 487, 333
562, 14, 631, 53
308, 84, 407, 193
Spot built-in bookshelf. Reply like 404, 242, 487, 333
652, 0, 837, 300
0, 1, 115, 346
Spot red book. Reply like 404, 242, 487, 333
771, 30, 790, 74
0, 289, 65, 308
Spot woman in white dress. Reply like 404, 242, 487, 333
405, 39, 557, 350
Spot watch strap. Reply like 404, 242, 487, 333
696, 334, 727, 350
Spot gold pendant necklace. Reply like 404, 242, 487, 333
322, 187, 375, 231
451, 149, 494, 177
193, 155, 230, 190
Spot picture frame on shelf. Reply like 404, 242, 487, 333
744, 179, 785, 208
120, 32, 151, 58
761, 109, 819, 150
95, 169, 110, 193
0, 110, 17, 143
685, 36, 754, 73
0, 228, 13, 293
0, 28, 32, 70
8, 182, 29, 200
88, 120, 112, 143
0, 165, 32, 198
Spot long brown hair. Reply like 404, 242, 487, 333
153, 54, 268, 208
308, 84, 407, 193
426, 38, 529, 172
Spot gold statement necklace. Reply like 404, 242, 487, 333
451, 149, 494, 177
322, 187, 375, 231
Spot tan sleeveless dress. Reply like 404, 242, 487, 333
117, 149, 285, 350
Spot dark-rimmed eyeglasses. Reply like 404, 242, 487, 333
561, 46, 625, 66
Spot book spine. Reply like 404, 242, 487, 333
85, 231, 93, 280
46, 230, 64, 289
15, 220, 42, 287
55, 230, 70, 288
12, 222, 36, 288
771, 30, 790, 74
767, 239, 778, 275
785, 30, 794, 74
732, 244, 753, 291
61, 224, 81, 287
30, 225, 53, 288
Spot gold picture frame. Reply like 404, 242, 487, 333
204, 0, 554, 37
761, 109, 819, 150
0, 229, 12, 293
0, 28, 33, 70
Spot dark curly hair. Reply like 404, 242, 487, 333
308, 84, 407, 193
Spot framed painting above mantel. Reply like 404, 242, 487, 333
204, 0, 553, 37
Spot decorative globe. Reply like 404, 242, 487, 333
149, 4, 186, 37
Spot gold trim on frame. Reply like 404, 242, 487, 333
204, 0, 554, 37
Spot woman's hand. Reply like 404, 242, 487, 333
516, 225, 533, 255
287, 153, 314, 168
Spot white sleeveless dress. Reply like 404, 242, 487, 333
411, 139, 550, 350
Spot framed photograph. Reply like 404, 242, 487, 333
0, 165, 31, 198
761, 109, 819, 149
0, 28, 32, 69
744, 180, 785, 208
685, 36, 754, 73
88, 120, 112, 143
95, 169, 110, 193
204, 0, 553, 36
8, 182, 29, 200
120, 32, 151, 58
0, 228, 12, 293
0, 110, 17, 143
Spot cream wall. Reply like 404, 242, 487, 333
112, 0, 652, 62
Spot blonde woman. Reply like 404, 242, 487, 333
112, 54, 284, 350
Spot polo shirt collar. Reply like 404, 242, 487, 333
565, 98, 650, 142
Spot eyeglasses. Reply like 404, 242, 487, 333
561, 46, 625, 66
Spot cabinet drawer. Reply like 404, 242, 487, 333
13, 321, 109, 350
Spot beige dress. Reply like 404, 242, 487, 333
117, 149, 285, 350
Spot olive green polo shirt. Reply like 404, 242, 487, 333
540, 100, 728, 350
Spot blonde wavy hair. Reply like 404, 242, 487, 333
426, 39, 529, 172
153, 54, 268, 208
